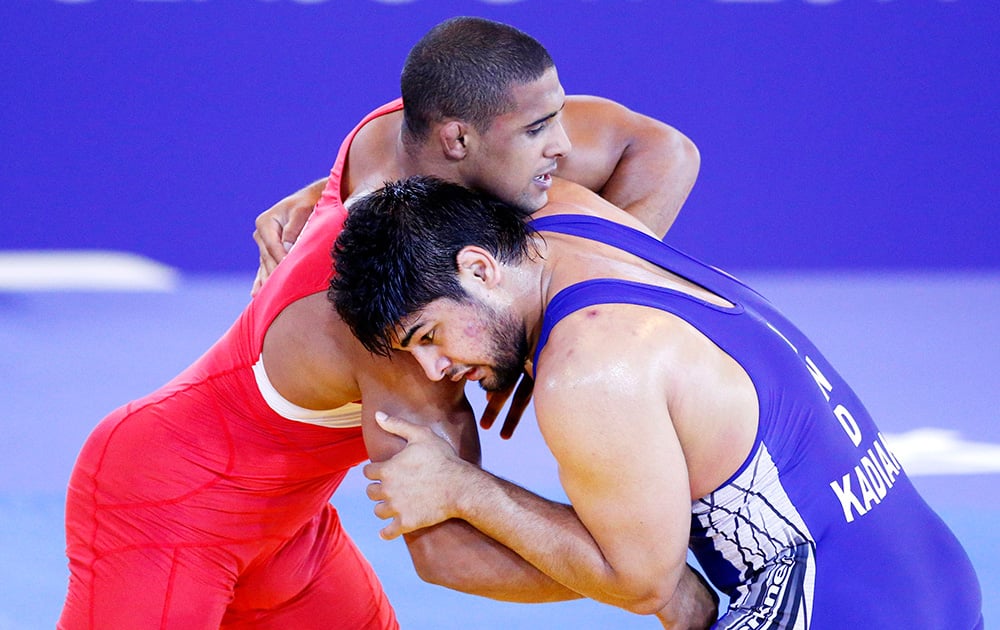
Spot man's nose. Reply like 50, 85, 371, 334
413, 347, 450, 382
547, 120, 572, 159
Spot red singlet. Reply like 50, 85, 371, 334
60, 100, 405, 630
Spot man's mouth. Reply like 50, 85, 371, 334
453, 367, 485, 382
449, 367, 479, 382
533, 172, 553, 188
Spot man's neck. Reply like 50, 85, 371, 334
508, 241, 553, 362
396, 130, 465, 185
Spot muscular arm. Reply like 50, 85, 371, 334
356, 353, 583, 603
367, 314, 718, 626
252, 96, 698, 287
559, 95, 699, 238
251, 178, 327, 296
463, 338, 692, 614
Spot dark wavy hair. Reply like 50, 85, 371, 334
329, 176, 537, 356
400, 17, 555, 142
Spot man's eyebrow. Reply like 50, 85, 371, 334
525, 103, 565, 129
397, 322, 422, 349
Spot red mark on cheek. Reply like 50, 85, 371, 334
464, 322, 487, 338
585, 308, 600, 319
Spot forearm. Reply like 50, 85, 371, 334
654, 566, 719, 629
252, 176, 331, 295
601, 123, 700, 239
298, 177, 328, 205
360, 395, 579, 602
560, 96, 700, 240
404, 518, 583, 603
452, 466, 677, 615
366, 411, 690, 615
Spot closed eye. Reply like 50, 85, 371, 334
525, 106, 563, 137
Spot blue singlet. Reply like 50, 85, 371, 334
530, 214, 983, 629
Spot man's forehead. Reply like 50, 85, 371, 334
395, 298, 470, 340
501, 70, 565, 125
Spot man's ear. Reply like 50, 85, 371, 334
455, 246, 502, 290
440, 120, 470, 160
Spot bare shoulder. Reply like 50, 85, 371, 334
355, 349, 476, 464
561, 95, 669, 149
534, 302, 691, 399
538, 179, 655, 235
563, 95, 634, 128
261, 292, 367, 407
344, 109, 403, 197
529, 303, 699, 477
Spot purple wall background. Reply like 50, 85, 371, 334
3, 0, 997, 273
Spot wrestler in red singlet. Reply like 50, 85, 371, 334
60, 100, 405, 629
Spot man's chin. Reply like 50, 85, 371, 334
526, 191, 548, 212
511, 189, 546, 214
479, 369, 523, 393
477, 377, 503, 393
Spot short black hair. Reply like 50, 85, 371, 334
400, 17, 555, 142
329, 176, 536, 356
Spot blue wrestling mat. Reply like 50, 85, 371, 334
1, 270, 996, 629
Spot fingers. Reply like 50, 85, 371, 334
481, 383, 515, 430
365, 474, 399, 538
500, 374, 534, 439
364, 472, 395, 536
251, 241, 282, 297
373, 410, 424, 442
379, 520, 403, 541
254, 218, 289, 269
500, 411, 521, 440
366, 481, 403, 540
371, 502, 402, 540
480, 372, 534, 435
372, 498, 393, 520
481, 393, 506, 430
281, 219, 304, 247
363, 461, 382, 481
500, 374, 535, 440
250, 266, 264, 297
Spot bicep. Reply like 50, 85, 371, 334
358, 352, 480, 465
560, 95, 680, 185
558, 96, 634, 192
534, 344, 691, 583
560, 95, 699, 236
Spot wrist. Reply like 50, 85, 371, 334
449, 461, 495, 523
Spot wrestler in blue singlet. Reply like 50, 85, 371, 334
530, 214, 983, 629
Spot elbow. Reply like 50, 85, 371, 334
669, 127, 701, 189
409, 548, 461, 589
404, 522, 488, 592
405, 529, 458, 587
604, 563, 688, 617
588, 570, 678, 616
413, 561, 454, 589
683, 136, 701, 179
626, 566, 720, 628
619, 588, 676, 617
